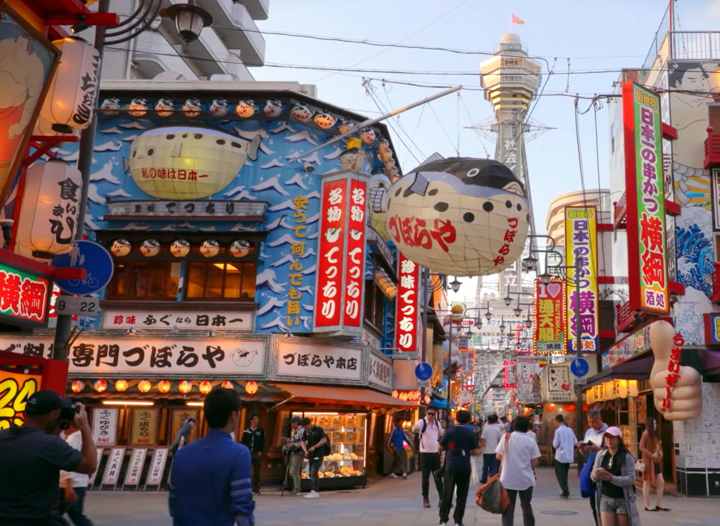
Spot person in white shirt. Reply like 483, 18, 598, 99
412, 409, 443, 508
580, 407, 608, 526
480, 414, 504, 483
552, 414, 577, 498
60, 423, 94, 526
496, 416, 541, 526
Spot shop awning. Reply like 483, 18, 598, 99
272, 383, 416, 408
582, 351, 653, 389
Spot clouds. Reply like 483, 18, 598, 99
90, 161, 121, 185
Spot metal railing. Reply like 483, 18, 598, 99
672, 31, 720, 62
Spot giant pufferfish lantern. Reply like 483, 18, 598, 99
370, 157, 529, 276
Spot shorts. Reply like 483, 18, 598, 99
600, 496, 628, 514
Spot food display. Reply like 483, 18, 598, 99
292, 411, 367, 481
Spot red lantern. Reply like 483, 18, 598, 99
70, 380, 84, 393
93, 379, 108, 393
199, 380, 212, 395
137, 380, 152, 393
221, 380, 233, 389
178, 380, 193, 394
564, 403, 576, 413
244, 381, 258, 395
157, 380, 171, 394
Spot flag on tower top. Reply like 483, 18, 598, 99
511, 13, 526, 25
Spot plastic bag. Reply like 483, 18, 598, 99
475, 473, 509, 514
580, 451, 597, 499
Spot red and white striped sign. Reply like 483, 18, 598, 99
342, 178, 368, 329
394, 253, 420, 353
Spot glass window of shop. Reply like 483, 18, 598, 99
108, 262, 181, 299
186, 261, 256, 300
364, 282, 385, 329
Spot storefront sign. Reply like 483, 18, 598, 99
101, 447, 126, 486
544, 364, 574, 402
368, 352, 392, 391
516, 357, 541, 404
276, 340, 362, 382
502, 359, 517, 389
342, 177, 368, 330
286, 194, 311, 330
623, 82, 669, 314
534, 278, 565, 354
0, 370, 40, 430
604, 322, 654, 368
105, 200, 266, 221
0, 262, 51, 326
92, 407, 118, 447
564, 207, 599, 353
130, 408, 157, 446
146, 448, 168, 486
394, 253, 420, 353
711, 168, 720, 231
123, 448, 147, 486
392, 389, 420, 403
102, 310, 253, 331
0, 335, 267, 376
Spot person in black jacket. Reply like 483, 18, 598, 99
241, 415, 265, 494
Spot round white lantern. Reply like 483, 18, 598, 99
229, 240, 251, 258
140, 239, 161, 257
200, 240, 220, 258
37, 37, 101, 133
14, 161, 82, 258
170, 239, 190, 257
110, 239, 132, 257
375, 158, 529, 276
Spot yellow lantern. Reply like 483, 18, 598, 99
178, 380, 193, 394
199, 380, 212, 395
221, 380, 233, 390
14, 161, 82, 258
93, 379, 108, 393
70, 380, 85, 393
114, 379, 129, 392
137, 380, 152, 393
244, 381, 258, 395
36, 37, 100, 134
157, 380, 172, 394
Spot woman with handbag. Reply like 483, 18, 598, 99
591, 427, 641, 526
639, 419, 669, 512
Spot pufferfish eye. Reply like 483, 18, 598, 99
466, 167, 480, 178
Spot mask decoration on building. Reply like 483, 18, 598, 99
263, 99, 283, 118
337, 120, 353, 135
200, 239, 220, 258
235, 99, 256, 119
290, 104, 312, 123
100, 97, 121, 116
377, 139, 393, 163
140, 239, 161, 257
313, 112, 336, 130
229, 240, 252, 258
209, 98, 230, 118
110, 238, 132, 257
127, 126, 260, 199
128, 98, 149, 118
182, 98, 202, 118
360, 128, 376, 145
372, 157, 529, 276
155, 98, 175, 118
170, 239, 191, 258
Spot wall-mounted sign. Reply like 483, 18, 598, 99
275, 340, 362, 382
515, 357, 541, 404
711, 168, 720, 232
543, 364, 574, 402
0, 262, 51, 326
502, 359, 517, 389
622, 82, 670, 314
102, 310, 253, 331
123, 448, 147, 486
92, 407, 118, 447
368, 352, 392, 391
0, 370, 40, 430
534, 278, 565, 354
604, 322, 654, 368
342, 177, 368, 330
564, 207, 599, 353
130, 408, 157, 446
101, 447, 126, 486
145, 448, 168, 487
392, 389, 421, 403
105, 200, 267, 221
704, 312, 720, 347
394, 253, 420, 353
0, 335, 267, 376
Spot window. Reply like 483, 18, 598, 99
108, 262, 181, 300
364, 281, 385, 329
186, 262, 256, 300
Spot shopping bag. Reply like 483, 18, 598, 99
580, 451, 597, 499
475, 473, 509, 514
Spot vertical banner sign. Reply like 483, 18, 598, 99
314, 177, 348, 331
92, 407, 118, 447
565, 207, 599, 353
622, 82, 669, 314
534, 278, 565, 354
145, 448, 168, 487
101, 447, 125, 486
123, 448, 147, 486
342, 177, 368, 330
394, 253, 420, 353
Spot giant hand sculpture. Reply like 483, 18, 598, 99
649, 320, 702, 420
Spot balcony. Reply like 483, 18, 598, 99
201, 0, 266, 66
236, 0, 270, 20
705, 127, 720, 168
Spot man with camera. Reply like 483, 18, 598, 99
0, 390, 98, 526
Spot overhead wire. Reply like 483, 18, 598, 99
374, 81, 426, 163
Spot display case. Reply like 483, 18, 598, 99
292, 411, 367, 490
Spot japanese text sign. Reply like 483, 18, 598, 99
92, 407, 118, 447
102, 310, 252, 332
0, 262, 50, 326
394, 253, 420, 353
342, 178, 368, 329
286, 192, 311, 330
276, 340, 362, 381
130, 408, 157, 446
0, 370, 41, 430
564, 207, 599, 353
534, 278, 565, 355
623, 82, 669, 314
661, 333, 684, 412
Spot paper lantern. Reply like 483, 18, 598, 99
178, 380, 193, 394
127, 126, 259, 199
263, 99, 283, 118
221, 380, 234, 389
210, 98, 230, 117
140, 239, 161, 257
128, 97, 149, 118
93, 379, 108, 393
70, 380, 85, 393
99, 97, 121, 115
157, 380, 172, 393
37, 37, 100, 133
155, 98, 175, 117
244, 381, 258, 395
313, 112, 336, 130
137, 380, 152, 393
14, 161, 82, 258
200, 240, 220, 258
170, 239, 190, 258
182, 98, 202, 118
114, 379, 129, 392
229, 240, 251, 258
199, 380, 212, 395
375, 158, 529, 276
110, 239, 132, 257
235, 99, 256, 118
290, 104, 312, 123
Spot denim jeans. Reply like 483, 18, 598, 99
309, 458, 323, 492
481, 453, 499, 483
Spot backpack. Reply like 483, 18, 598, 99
580, 451, 597, 498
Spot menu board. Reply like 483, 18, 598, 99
130, 408, 158, 446
92, 408, 118, 447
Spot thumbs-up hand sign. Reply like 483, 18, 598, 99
649, 321, 702, 420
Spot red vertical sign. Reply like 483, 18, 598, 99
314, 177, 348, 330
394, 253, 420, 353
342, 178, 368, 329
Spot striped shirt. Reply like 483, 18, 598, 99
170, 429, 255, 526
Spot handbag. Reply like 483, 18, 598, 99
475, 433, 510, 514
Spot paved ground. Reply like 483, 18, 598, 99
85, 467, 718, 526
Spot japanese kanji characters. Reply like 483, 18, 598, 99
0, 269, 49, 323
534, 279, 565, 355
395, 253, 420, 353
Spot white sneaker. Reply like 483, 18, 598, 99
304, 490, 320, 499
390, 473, 400, 479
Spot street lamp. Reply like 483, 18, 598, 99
449, 277, 463, 293
503, 294, 513, 306
161, 1, 213, 43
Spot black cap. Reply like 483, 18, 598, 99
26, 390, 64, 416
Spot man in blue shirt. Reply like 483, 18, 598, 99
170, 387, 255, 526
439, 410, 480, 526
386, 417, 409, 479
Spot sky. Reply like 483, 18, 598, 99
251, 0, 720, 301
